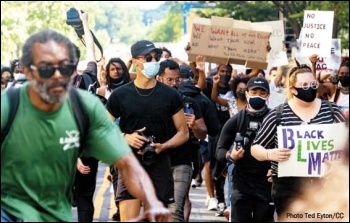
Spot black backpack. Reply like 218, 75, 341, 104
73, 73, 107, 105
1, 87, 89, 155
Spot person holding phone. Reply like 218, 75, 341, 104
216, 77, 274, 222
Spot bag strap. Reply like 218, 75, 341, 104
324, 100, 335, 122
78, 30, 103, 62
69, 87, 90, 155
1, 87, 90, 155
237, 109, 246, 133
1, 87, 21, 145
275, 103, 284, 127
81, 74, 97, 93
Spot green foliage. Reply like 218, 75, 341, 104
1, 1, 100, 63
199, 1, 349, 52
148, 2, 183, 43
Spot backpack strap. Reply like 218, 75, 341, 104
237, 109, 246, 133
324, 100, 335, 122
1, 87, 21, 145
275, 103, 284, 127
81, 74, 97, 93
69, 87, 90, 155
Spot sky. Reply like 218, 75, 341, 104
120, 1, 165, 10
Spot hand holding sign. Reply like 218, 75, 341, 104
267, 148, 291, 162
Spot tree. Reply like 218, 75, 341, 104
148, 2, 183, 43
1, 1, 101, 63
271, 1, 349, 51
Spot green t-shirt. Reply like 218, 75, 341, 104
1, 83, 131, 222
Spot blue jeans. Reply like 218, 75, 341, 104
227, 162, 235, 206
1, 209, 24, 222
169, 164, 193, 222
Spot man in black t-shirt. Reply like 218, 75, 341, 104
106, 40, 189, 222
157, 59, 207, 222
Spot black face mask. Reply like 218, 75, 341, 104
110, 77, 125, 90
293, 87, 317, 102
236, 91, 246, 101
339, 75, 349, 87
219, 75, 230, 84
248, 96, 266, 110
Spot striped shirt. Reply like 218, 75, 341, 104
252, 100, 346, 176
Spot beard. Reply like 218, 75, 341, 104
30, 78, 72, 104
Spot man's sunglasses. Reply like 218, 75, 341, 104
137, 54, 161, 62
30, 64, 77, 79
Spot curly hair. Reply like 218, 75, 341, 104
230, 76, 250, 99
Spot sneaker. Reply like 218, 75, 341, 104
112, 210, 120, 221
191, 179, 198, 188
205, 195, 210, 206
207, 198, 218, 211
215, 203, 226, 217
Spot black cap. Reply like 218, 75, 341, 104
131, 40, 163, 58
246, 77, 269, 93
179, 64, 193, 78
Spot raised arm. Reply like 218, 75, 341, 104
79, 10, 96, 63
211, 74, 229, 107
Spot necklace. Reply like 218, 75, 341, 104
134, 81, 157, 97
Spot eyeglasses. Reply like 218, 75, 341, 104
295, 80, 319, 90
162, 77, 181, 84
137, 54, 161, 62
30, 64, 77, 79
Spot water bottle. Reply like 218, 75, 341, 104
235, 132, 244, 151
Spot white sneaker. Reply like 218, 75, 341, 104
207, 198, 218, 211
205, 195, 210, 206
191, 179, 197, 188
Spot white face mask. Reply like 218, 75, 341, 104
141, 62, 160, 79
14, 73, 25, 80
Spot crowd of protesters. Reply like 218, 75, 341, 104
1, 9, 349, 223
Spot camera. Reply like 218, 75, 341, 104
66, 8, 85, 36
138, 131, 156, 166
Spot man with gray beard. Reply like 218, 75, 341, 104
0, 29, 170, 222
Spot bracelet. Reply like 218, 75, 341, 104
266, 150, 270, 161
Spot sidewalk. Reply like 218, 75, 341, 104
72, 162, 228, 222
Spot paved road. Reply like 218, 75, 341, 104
72, 162, 228, 222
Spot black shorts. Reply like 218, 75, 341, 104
116, 154, 175, 205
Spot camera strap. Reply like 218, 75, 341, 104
77, 30, 104, 62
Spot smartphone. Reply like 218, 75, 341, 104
184, 102, 193, 114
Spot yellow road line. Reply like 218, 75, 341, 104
93, 166, 110, 220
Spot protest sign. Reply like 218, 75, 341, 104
316, 39, 342, 75
300, 10, 334, 57
296, 38, 342, 75
277, 122, 347, 177
188, 16, 271, 69
255, 20, 289, 68
188, 17, 211, 61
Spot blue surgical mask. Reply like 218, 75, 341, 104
248, 95, 267, 110
141, 62, 160, 79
